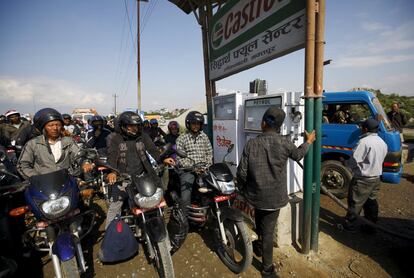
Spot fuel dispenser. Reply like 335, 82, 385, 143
212, 92, 255, 176
212, 90, 305, 247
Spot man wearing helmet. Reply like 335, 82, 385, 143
104, 111, 175, 228
148, 118, 166, 142
62, 114, 80, 136
17, 108, 93, 179
165, 121, 180, 145
0, 110, 30, 146
176, 111, 213, 216
85, 115, 111, 153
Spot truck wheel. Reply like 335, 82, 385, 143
321, 160, 352, 199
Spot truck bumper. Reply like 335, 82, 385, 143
381, 166, 403, 184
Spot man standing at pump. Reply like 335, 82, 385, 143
344, 118, 387, 233
237, 107, 316, 277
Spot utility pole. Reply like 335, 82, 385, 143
113, 94, 118, 115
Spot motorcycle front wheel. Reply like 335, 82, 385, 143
216, 219, 253, 274
61, 257, 79, 278
154, 238, 175, 278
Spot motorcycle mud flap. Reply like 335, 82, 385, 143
147, 216, 167, 242
220, 206, 244, 222
52, 233, 75, 261
167, 202, 189, 254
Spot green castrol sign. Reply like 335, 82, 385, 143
209, 0, 306, 80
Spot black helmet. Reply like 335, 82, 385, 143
33, 108, 63, 131
90, 115, 104, 129
118, 111, 143, 138
62, 113, 71, 120
90, 115, 104, 124
185, 111, 204, 130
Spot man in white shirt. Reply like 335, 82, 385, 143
345, 118, 388, 232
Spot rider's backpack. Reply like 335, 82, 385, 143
99, 217, 138, 262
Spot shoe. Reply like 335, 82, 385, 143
261, 264, 279, 277
252, 239, 263, 257
343, 220, 357, 233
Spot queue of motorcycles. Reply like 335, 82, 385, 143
0, 131, 253, 278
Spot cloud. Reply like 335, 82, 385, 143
361, 21, 389, 32
0, 77, 110, 114
332, 54, 414, 68
332, 21, 414, 68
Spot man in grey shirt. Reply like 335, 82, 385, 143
345, 118, 388, 232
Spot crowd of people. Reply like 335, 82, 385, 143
0, 101, 408, 277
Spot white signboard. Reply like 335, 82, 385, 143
209, 0, 306, 80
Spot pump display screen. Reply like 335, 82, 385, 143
244, 96, 282, 131
213, 95, 236, 120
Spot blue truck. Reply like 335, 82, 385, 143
321, 91, 402, 198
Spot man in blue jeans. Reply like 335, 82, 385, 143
237, 107, 315, 277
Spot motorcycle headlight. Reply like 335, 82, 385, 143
216, 180, 235, 195
134, 187, 163, 209
41, 196, 70, 218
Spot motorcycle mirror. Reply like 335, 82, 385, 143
227, 144, 234, 154
176, 149, 187, 158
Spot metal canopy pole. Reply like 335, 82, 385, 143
302, 0, 316, 255
311, 0, 325, 252
200, 0, 215, 142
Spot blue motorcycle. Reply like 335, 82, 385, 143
21, 169, 95, 278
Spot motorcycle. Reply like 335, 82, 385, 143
107, 168, 175, 278
174, 144, 253, 274
10, 166, 96, 278
0, 147, 26, 277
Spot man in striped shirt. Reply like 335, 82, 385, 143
176, 111, 213, 216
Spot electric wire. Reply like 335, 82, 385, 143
141, 0, 158, 36
112, 2, 128, 98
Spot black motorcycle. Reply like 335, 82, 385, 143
175, 145, 253, 273
99, 157, 175, 278
0, 146, 26, 277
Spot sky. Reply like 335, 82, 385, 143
0, 0, 413, 116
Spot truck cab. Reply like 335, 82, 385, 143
321, 91, 402, 198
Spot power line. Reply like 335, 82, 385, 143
124, 0, 137, 52
141, 0, 158, 36
112, 1, 128, 97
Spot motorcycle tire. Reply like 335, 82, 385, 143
61, 257, 79, 278
216, 219, 253, 274
154, 238, 175, 278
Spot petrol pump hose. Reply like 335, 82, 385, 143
294, 160, 414, 241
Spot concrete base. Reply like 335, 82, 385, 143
273, 193, 303, 247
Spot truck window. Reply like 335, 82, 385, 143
327, 103, 371, 124
372, 97, 393, 131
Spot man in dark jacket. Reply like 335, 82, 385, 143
0, 110, 30, 146
85, 115, 111, 153
237, 107, 315, 277
104, 111, 174, 228
387, 102, 407, 141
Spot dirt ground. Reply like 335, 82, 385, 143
41, 144, 414, 278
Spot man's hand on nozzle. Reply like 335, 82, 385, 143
305, 130, 316, 144
107, 172, 117, 184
